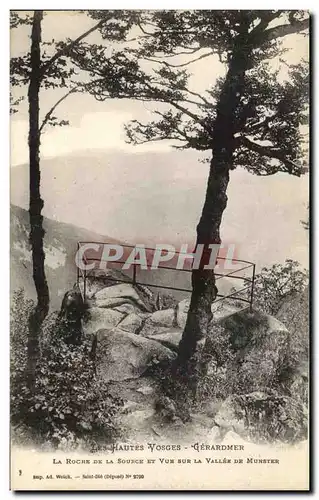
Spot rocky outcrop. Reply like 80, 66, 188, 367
147, 308, 176, 328
93, 329, 176, 383
83, 307, 124, 335
118, 312, 144, 334
141, 308, 176, 337
57, 276, 306, 445
76, 279, 291, 395
145, 328, 182, 351
177, 297, 245, 329
93, 283, 151, 312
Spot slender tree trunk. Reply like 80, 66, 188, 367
175, 22, 253, 398
26, 10, 49, 389
176, 159, 230, 393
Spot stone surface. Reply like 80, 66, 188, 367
208, 426, 222, 442
136, 383, 155, 396
176, 299, 190, 329
176, 298, 247, 329
82, 307, 124, 335
115, 303, 139, 315
141, 309, 176, 337
148, 309, 175, 328
94, 329, 176, 382
145, 328, 183, 351
119, 406, 157, 432
93, 296, 135, 310
94, 283, 149, 311
222, 430, 246, 445
107, 377, 160, 406
118, 313, 144, 334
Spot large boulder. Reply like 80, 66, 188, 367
82, 307, 124, 334
94, 329, 176, 382
114, 303, 141, 315
84, 269, 134, 298
145, 328, 183, 351
141, 308, 176, 336
149, 308, 176, 328
176, 299, 189, 329
118, 313, 144, 334
93, 283, 150, 312
176, 298, 244, 329
213, 300, 247, 322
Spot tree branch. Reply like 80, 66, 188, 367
40, 18, 105, 78
161, 99, 212, 133
263, 18, 309, 42
144, 50, 214, 69
137, 21, 154, 36
238, 135, 302, 175
250, 167, 281, 176
140, 80, 210, 131
184, 88, 212, 106
245, 112, 278, 134
39, 87, 77, 132
152, 47, 202, 58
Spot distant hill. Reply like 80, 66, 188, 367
10, 204, 238, 312
10, 148, 309, 270
10, 204, 121, 310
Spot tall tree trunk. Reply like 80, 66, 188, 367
26, 10, 49, 389
176, 159, 229, 396
176, 22, 253, 398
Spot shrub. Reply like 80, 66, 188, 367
229, 392, 308, 444
253, 259, 308, 316
11, 289, 123, 451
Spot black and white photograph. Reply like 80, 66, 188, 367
9, 9, 310, 491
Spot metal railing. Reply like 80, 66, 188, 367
76, 241, 256, 312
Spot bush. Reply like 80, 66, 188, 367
11, 289, 123, 451
253, 259, 308, 316
228, 392, 307, 444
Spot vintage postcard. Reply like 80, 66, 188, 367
10, 10, 310, 491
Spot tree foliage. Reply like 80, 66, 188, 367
253, 259, 308, 315
11, 290, 123, 451
10, 10, 140, 129
117, 10, 309, 176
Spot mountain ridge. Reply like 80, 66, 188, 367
10, 204, 238, 312
10, 149, 308, 269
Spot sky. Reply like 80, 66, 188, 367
10, 11, 310, 269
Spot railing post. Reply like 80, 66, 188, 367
83, 267, 87, 302
133, 263, 136, 285
250, 263, 256, 312
76, 242, 79, 286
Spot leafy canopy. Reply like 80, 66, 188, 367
71, 10, 309, 177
